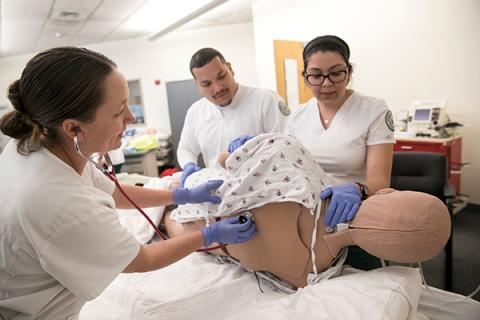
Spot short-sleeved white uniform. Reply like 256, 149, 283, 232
0, 141, 140, 319
177, 84, 289, 169
286, 91, 395, 185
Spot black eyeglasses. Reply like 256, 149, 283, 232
303, 69, 348, 86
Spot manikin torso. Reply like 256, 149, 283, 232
165, 188, 450, 288
165, 134, 450, 288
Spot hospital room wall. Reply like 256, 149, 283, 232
0, 22, 258, 135
251, 0, 480, 204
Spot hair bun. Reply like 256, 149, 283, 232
7, 80, 26, 113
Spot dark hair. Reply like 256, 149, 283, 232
0, 46, 116, 155
189, 47, 227, 76
302, 35, 353, 74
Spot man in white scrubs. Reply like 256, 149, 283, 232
177, 48, 289, 185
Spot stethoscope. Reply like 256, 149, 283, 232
73, 136, 225, 252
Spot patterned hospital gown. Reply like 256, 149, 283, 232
171, 133, 333, 223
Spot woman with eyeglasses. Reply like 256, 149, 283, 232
285, 35, 395, 270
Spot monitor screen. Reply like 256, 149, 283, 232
413, 108, 431, 121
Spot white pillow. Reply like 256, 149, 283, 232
228, 266, 422, 320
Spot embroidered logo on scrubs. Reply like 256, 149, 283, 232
385, 111, 394, 132
278, 101, 291, 116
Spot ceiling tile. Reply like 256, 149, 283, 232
0, 0, 256, 57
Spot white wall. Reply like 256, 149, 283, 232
252, 0, 480, 204
0, 22, 258, 133
0, 55, 30, 107
1, 0, 479, 203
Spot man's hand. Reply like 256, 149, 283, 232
180, 162, 201, 187
227, 135, 254, 153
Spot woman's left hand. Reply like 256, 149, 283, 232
320, 183, 361, 228
172, 180, 224, 205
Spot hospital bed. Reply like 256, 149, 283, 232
79, 253, 480, 320
79, 176, 480, 320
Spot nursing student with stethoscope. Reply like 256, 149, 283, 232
0, 47, 256, 319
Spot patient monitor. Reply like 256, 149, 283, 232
408, 100, 448, 135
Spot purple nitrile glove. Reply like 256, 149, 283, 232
172, 180, 223, 205
180, 162, 201, 187
320, 182, 361, 228
201, 215, 257, 247
227, 134, 254, 153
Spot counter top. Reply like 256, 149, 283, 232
394, 134, 461, 143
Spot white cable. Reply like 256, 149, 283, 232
417, 262, 434, 295
307, 199, 348, 285
380, 259, 387, 268
466, 283, 480, 299
204, 215, 210, 227
309, 201, 322, 276
418, 261, 480, 306
308, 248, 347, 285
434, 282, 480, 306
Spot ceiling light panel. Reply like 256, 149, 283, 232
122, 0, 215, 33
0, 0, 257, 57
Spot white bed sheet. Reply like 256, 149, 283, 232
116, 177, 169, 244
78, 251, 480, 320
80, 253, 284, 320
417, 286, 480, 320
85, 183, 480, 320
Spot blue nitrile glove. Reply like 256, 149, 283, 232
227, 134, 254, 153
180, 162, 201, 187
173, 180, 223, 205
201, 215, 257, 247
320, 183, 361, 228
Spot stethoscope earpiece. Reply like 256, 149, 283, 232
73, 135, 80, 152
73, 136, 110, 175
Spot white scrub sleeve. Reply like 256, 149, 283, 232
38, 202, 140, 301
177, 109, 201, 168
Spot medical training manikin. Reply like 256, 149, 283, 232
164, 134, 451, 288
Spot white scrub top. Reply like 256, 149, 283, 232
0, 141, 140, 320
286, 91, 395, 185
177, 84, 289, 169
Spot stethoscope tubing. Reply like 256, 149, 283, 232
73, 136, 225, 252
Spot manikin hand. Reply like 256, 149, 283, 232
172, 180, 223, 205
201, 215, 257, 247
320, 183, 361, 228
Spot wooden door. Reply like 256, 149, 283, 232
274, 40, 312, 108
